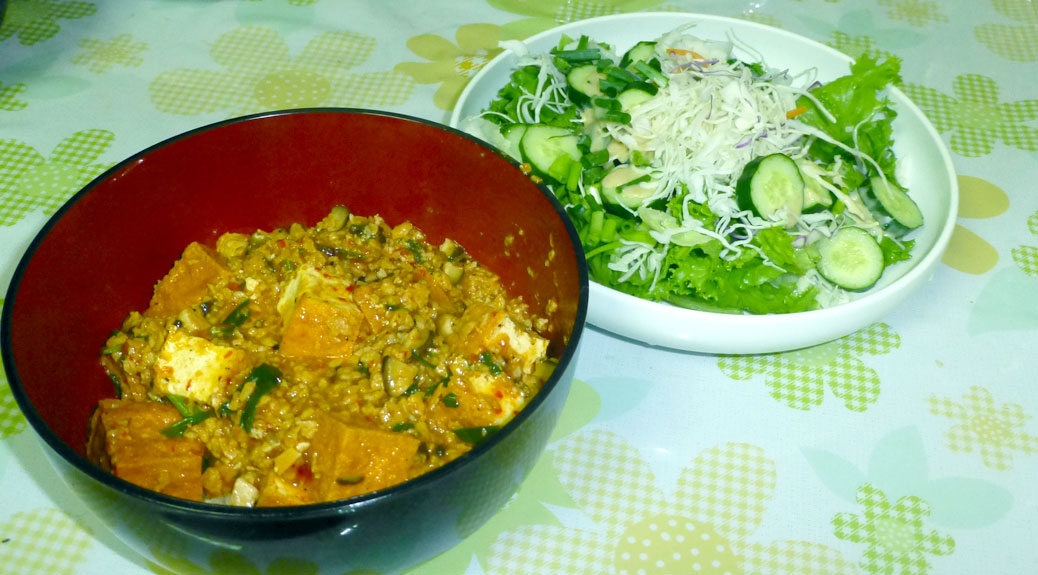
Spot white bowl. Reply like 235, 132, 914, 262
451, 12, 957, 354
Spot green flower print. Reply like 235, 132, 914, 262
805, 426, 1012, 530
876, 0, 947, 27
740, 11, 781, 28
487, 0, 665, 38
975, 0, 1038, 62
0, 129, 115, 226
1011, 210, 1038, 279
718, 323, 899, 412
71, 34, 147, 73
834, 484, 954, 575
396, 24, 510, 111
901, 74, 1038, 157
942, 175, 1008, 275
149, 26, 414, 117
809, 9, 925, 62
484, 433, 856, 575
1, 374, 28, 438
0, 0, 96, 46
0, 508, 92, 575
828, 30, 887, 61
928, 386, 1038, 471
0, 81, 28, 111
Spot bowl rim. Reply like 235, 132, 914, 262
450, 11, 959, 353
1, 107, 590, 519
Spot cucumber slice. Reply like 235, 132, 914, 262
870, 176, 923, 229
617, 85, 655, 111
816, 227, 884, 291
501, 124, 528, 159
567, 64, 604, 105
519, 125, 581, 183
600, 166, 656, 209
736, 153, 804, 227
620, 41, 657, 68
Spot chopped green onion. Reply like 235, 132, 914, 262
441, 392, 459, 408
161, 411, 212, 438
424, 374, 450, 397
592, 97, 621, 112
454, 425, 500, 445
392, 422, 415, 432
618, 174, 651, 191
553, 48, 600, 63
405, 239, 425, 263
222, 300, 251, 327
581, 149, 609, 168
479, 351, 502, 375
166, 393, 191, 417
240, 363, 283, 433
633, 60, 669, 86
566, 159, 582, 191
107, 372, 123, 399
335, 475, 364, 485
410, 350, 436, 369
606, 66, 640, 84
161, 394, 213, 438
403, 381, 421, 397
587, 210, 605, 245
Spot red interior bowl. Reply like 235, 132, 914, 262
1, 109, 588, 573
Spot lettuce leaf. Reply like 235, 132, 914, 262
796, 54, 902, 181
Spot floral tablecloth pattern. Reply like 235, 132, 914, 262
1, 1, 1036, 574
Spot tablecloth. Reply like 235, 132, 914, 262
1, 1, 1036, 574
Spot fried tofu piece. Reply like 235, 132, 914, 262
146, 242, 231, 317
280, 295, 364, 359
87, 399, 204, 501
450, 303, 549, 372
153, 330, 251, 407
352, 282, 389, 333
309, 412, 420, 502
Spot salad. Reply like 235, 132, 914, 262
463, 24, 923, 315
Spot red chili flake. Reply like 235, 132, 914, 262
296, 464, 313, 481
228, 282, 240, 291
223, 351, 233, 358
277, 240, 286, 248
346, 285, 354, 292
495, 390, 504, 398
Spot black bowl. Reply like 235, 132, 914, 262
1, 109, 588, 573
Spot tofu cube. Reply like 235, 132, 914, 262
452, 303, 549, 372
153, 330, 251, 407
146, 242, 231, 317
279, 295, 364, 359
309, 412, 420, 502
87, 398, 204, 501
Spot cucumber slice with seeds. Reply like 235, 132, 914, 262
816, 227, 885, 291
519, 125, 581, 183
736, 153, 804, 227
567, 65, 604, 105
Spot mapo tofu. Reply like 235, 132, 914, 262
88, 206, 557, 506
